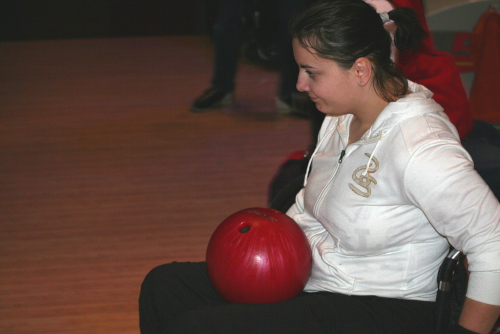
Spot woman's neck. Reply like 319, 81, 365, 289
347, 93, 389, 146
348, 79, 411, 145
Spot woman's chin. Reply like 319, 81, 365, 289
316, 104, 329, 115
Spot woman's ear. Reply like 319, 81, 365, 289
353, 57, 372, 86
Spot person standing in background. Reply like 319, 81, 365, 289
190, 0, 308, 115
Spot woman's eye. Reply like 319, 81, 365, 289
306, 70, 315, 78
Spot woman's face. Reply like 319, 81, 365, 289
293, 39, 359, 117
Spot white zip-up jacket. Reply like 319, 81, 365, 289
287, 81, 500, 305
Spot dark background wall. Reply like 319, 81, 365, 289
0, 0, 208, 42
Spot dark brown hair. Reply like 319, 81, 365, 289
290, 0, 427, 102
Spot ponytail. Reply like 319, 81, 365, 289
387, 8, 427, 52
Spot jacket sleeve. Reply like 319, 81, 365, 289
403, 123, 500, 305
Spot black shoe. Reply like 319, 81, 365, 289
190, 88, 234, 113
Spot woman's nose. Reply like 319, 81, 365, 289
296, 76, 309, 92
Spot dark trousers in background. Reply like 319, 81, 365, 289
211, 0, 306, 99
139, 262, 435, 334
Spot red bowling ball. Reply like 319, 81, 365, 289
206, 207, 312, 304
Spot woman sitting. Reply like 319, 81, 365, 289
139, 1, 500, 333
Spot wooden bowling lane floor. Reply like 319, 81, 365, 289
0, 36, 310, 333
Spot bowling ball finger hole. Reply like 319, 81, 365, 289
239, 224, 251, 233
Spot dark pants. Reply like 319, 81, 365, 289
139, 262, 435, 334
211, 0, 305, 98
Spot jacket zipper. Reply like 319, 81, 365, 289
313, 148, 346, 216
311, 128, 383, 216
338, 149, 346, 163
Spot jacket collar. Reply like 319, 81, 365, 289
335, 81, 444, 145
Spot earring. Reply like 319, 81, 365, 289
359, 81, 363, 84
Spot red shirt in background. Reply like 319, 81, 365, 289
391, 0, 474, 139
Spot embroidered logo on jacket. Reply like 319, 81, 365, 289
349, 153, 379, 197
